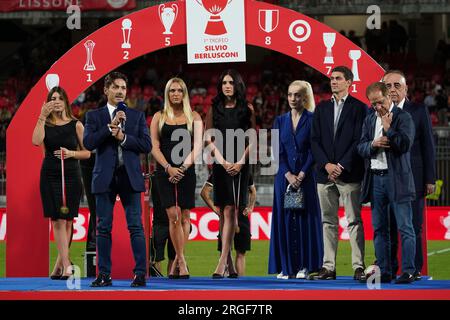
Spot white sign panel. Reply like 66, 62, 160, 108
186, 0, 246, 64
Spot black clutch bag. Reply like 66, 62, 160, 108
283, 184, 305, 210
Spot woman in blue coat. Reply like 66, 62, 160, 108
268, 80, 324, 279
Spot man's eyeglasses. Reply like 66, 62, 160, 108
385, 83, 402, 90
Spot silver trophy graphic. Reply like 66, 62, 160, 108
83, 40, 96, 71
45, 74, 60, 91
349, 50, 361, 81
121, 19, 132, 49
323, 33, 336, 64
159, 3, 178, 35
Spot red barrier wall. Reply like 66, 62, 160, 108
2, 206, 449, 241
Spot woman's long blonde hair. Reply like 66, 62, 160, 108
159, 77, 194, 134
288, 80, 316, 112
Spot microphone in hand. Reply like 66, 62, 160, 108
116, 101, 127, 127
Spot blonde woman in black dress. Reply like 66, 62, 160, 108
32, 87, 90, 279
150, 78, 203, 279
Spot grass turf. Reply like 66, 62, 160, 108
1, 240, 449, 279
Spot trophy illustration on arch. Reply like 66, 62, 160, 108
45, 74, 60, 91
159, 3, 178, 35
349, 49, 361, 81
83, 40, 96, 71
121, 19, 132, 49
323, 32, 336, 64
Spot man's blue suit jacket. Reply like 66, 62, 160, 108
83, 105, 151, 194
357, 106, 415, 204
311, 95, 368, 184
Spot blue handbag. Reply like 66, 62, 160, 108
284, 184, 305, 210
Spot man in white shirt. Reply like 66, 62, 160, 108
357, 82, 416, 284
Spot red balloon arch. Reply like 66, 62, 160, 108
6, 0, 384, 277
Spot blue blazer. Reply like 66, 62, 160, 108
311, 95, 368, 184
83, 106, 151, 194
357, 106, 415, 204
273, 110, 314, 177
403, 101, 436, 195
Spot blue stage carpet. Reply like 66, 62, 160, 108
0, 276, 449, 291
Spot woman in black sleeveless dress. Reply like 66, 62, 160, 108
150, 78, 203, 279
205, 70, 255, 278
32, 86, 90, 279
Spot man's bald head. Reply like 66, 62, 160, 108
382, 70, 408, 104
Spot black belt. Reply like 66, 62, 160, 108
371, 169, 388, 176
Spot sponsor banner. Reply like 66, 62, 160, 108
0, 0, 136, 12
186, 0, 246, 64
1, 206, 450, 241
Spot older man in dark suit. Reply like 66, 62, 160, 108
311, 66, 368, 281
83, 72, 151, 287
382, 70, 436, 280
358, 82, 416, 284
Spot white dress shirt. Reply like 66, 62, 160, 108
331, 94, 348, 136
370, 105, 394, 170
391, 98, 406, 110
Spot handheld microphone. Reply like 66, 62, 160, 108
116, 101, 127, 128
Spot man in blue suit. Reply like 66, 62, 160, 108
311, 66, 368, 281
83, 72, 152, 287
382, 70, 436, 280
358, 82, 416, 284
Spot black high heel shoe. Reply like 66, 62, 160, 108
228, 273, 238, 278
212, 265, 227, 279
60, 266, 74, 280
178, 262, 190, 279
50, 268, 62, 280
212, 272, 225, 279
168, 264, 180, 279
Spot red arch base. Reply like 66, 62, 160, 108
6, 0, 385, 277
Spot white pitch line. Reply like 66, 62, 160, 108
427, 247, 450, 256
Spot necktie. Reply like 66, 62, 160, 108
334, 101, 343, 136
112, 109, 124, 167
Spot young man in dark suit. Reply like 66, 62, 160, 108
358, 82, 416, 284
311, 66, 368, 281
382, 70, 436, 280
83, 72, 152, 287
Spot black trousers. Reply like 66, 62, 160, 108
80, 154, 96, 251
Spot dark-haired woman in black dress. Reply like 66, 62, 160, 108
32, 86, 90, 279
205, 69, 255, 278
150, 77, 203, 279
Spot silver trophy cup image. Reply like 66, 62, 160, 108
121, 19, 132, 49
45, 74, 60, 91
349, 49, 361, 81
159, 4, 178, 35
83, 40, 96, 71
323, 33, 336, 64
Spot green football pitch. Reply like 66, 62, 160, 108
1, 240, 449, 279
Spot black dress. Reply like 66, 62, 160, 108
155, 123, 196, 209
212, 106, 250, 209
40, 120, 82, 220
